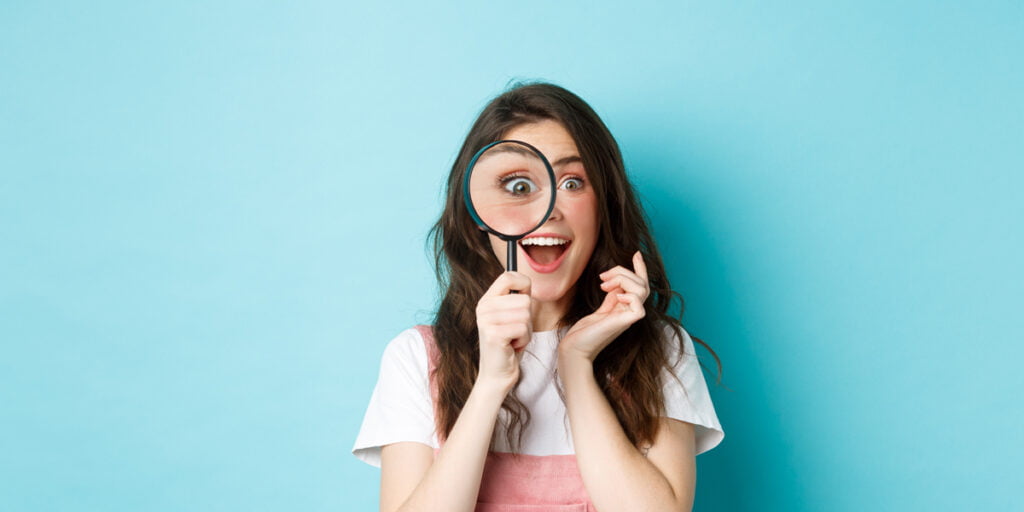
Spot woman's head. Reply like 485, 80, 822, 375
436, 82, 652, 325
481, 119, 599, 309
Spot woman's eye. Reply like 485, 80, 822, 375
502, 177, 536, 195
560, 177, 584, 191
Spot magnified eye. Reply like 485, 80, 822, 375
501, 176, 537, 196
560, 177, 584, 191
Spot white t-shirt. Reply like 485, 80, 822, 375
352, 323, 724, 468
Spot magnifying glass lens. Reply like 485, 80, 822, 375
468, 142, 553, 236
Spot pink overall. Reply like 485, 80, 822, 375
415, 325, 596, 512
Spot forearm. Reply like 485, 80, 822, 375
396, 380, 506, 512
559, 350, 684, 512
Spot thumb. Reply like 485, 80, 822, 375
595, 287, 622, 314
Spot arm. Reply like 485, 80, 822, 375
559, 350, 696, 512
380, 380, 509, 512
558, 251, 697, 511
382, 272, 534, 512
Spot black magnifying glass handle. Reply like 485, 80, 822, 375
507, 239, 519, 294
507, 240, 517, 272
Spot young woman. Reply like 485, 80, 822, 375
353, 82, 724, 512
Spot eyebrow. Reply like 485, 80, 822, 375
550, 155, 583, 169
475, 146, 583, 170
481, 144, 535, 159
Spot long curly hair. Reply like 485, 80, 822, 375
427, 81, 722, 451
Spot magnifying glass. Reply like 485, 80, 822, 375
464, 140, 557, 274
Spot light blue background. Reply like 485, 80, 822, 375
2, 1, 1021, 510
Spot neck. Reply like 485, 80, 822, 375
531, 287, 575, 332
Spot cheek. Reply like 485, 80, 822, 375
566, 196, 599, 239
566, 196, 599, 264
487, 233, 504, 256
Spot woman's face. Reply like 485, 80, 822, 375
484, 119, 599, 305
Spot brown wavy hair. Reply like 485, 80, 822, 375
427, 81, 722, 452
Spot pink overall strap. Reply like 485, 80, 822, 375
412, 324, 595, 512
413, 324, 441, 421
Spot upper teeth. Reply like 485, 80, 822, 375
521, 237, 569, 246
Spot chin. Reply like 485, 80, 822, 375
530, 289, 562, 303
528, 279, 573, 304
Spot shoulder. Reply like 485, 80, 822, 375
655, 320, 725, 455
655, 320, 697, 361
378, 326, 430, 375
352, 326, 440, 467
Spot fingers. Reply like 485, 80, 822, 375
476, 292, 532, 317
478, 271, 534, 354
600, 274, 648, 299
476, 302, 533, 327
595, 285, 622, 314
599, 252, 650, 301
475, 272, 538, 390
596, 251, 650, 317
599, 252, 649, 283
483, 271, 532, 298
615, 291, 646, 319
489, 322, 531, 345
510, 332, 531, 352
633, 251, 649, 283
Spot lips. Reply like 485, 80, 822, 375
519, 233, 572, 273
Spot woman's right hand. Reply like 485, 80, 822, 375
475, 271, 533, 394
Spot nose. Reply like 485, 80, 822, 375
544, 196, 564, 222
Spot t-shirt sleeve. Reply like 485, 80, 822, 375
661, 323, 725, 455
352, 328, 438, 468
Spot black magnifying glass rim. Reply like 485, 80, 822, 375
462, 139, 557, 241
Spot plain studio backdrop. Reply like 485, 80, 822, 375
1, 1, 1021, 510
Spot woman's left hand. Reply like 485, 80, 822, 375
561, 251, 650, 363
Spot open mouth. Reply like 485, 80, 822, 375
520, 236, 571, 273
